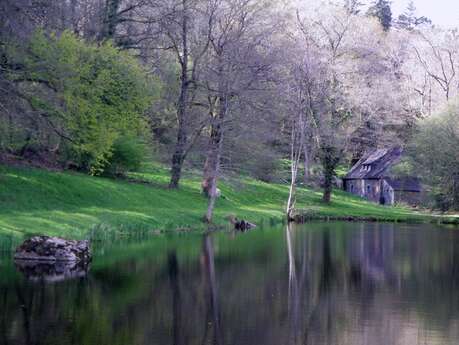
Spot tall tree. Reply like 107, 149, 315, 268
201, 0, 280, 221
397, 1, 431, 31
155, 0, 215, 188
367, 0, 392, 31
296, 6, 355, 203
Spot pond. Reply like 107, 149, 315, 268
1, 222, 459, 345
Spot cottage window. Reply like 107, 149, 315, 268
367, 185, 371, 193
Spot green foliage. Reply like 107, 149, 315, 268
389, 159, 416, 177
334, 165, 349, 178
408, 107, 459, 210
7, 30, 160, 174
104, 136, 148, 176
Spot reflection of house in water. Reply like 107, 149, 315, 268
348, 224, 396, 285
342, 147, 422, 205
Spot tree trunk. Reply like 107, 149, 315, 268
169, 1, 189, 189
8, 112, 13, 148
322, 166, 333, 203
70, 0, 78, 32
204, 121, 224, 223
286, 158, 298, 220
169, 119, 187, 188
286, 107, 305, 220
204, 96, 226, 223
202, 121, 222, 197
321, 146, 338, 204
303, 144, 310, 184
101, 0, 121, 40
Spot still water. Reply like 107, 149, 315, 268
1, 222, 459, 345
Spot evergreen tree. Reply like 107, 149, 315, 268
397, 1, 431, 30
367, 0, 392, 31
344, 0, 364, 15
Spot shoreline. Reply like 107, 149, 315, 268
0, 163, 457, 239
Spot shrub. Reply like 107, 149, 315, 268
105, 136, 148, 176
6, 30, 161, 174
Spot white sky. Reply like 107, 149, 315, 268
390, 0, 459, 27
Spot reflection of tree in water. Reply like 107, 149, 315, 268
286, 226, 340, 345
1, 289, 8, 345
168, 252, 182, 345
2, 224, 459, 344
3, 276, 89, 345
286, 224, 300, 345
167, 236, 224, 345
200, 234, 223, 345
286, 223, 459, 345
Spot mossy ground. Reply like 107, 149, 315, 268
0, 163, 447, 239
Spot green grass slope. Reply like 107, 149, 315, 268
0, 163, 434, 238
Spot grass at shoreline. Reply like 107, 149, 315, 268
0, 163, 453, 239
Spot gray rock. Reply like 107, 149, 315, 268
14, 236, 91, 262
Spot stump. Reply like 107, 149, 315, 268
227, 215, 256, 231
234, 219, 256, 231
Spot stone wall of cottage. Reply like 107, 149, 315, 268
344, 179, 382, 203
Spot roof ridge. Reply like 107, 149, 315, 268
344, 146, 403, 180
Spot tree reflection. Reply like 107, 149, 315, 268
168, 251, 183, 345
1, 223, 459, 344
200, 234, 223, 345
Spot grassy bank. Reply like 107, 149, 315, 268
0, 163, 449, 239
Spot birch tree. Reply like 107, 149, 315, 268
296, 5, 355, 203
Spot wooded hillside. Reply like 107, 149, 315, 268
1, 0, 458, 214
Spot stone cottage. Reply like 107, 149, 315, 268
342, 147, 422, 205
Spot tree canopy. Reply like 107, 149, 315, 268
3, 30, 159, 174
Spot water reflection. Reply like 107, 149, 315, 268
201, 235, 223, 345
1, 222, 459, 345
15, 260, 90, 283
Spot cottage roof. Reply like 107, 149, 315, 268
343, 147, 403, 180
385, 177, 422, 192
362, 149, 388, 165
